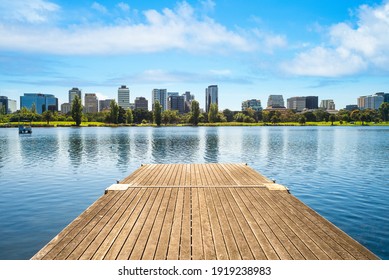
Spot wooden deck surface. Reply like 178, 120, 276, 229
32, 163, 378, 260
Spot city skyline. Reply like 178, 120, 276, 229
1, 0, 389, 110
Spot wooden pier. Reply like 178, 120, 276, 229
32, 163, 378, 260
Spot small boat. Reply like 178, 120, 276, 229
18, 119, 32, 134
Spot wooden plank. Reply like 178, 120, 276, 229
228, 188, 289, 259
88, 188, 147, 260
210, 187, 241, 259
154, 188, 179, 259
249, 188, 321, 260
204, 188, 229, 259
128, 188, 166, 259
180, 188, 192, 259
68, 188, 139, 260
103, 188, 157, 260
227, 188, 279, 260
219, 188, 263, 260
191, 188, 204, 260
236, 188, 302, 260
32, 191, 119, 260
141, 188, 172, 259
49, 192, 124, 260
261, 190, 342, 260
33, 163, 379, 261
167, 187, 184, 260
278, 192, 376, 259
198, 187, 216, 259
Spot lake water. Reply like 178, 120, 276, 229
0, 126, 388, 259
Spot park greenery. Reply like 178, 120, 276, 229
1, 101, 389, 127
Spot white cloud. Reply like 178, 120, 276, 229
91, 2, 108, 14
0, 1, 274, 55
0, 0, 60, 23
117, 2, 130, 12
283, 1, 389, 77
201, 0, 216, 13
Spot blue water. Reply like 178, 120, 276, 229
0, 126, 388, 259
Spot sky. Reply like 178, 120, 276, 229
0, 0, 388, 110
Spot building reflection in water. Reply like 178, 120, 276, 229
204, 127, 219, 163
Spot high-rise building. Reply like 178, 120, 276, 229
345, 105, 359, 111
61, 103, 71, 114
7, 99, 16, 113
242, 99, 262, 111
267, 95, 285, 108
84, 93, 98, 113
118, 85, 130, 109
135, 97, 148, 110
205, 85, 218, 113
168, 95, 185, 114
358, 93, 384, 110
20, 93, 58, 114
69, 87, 81, 104
305, 96, 319, 110
320, 99, 336, 111
99, 99, 114, 112
152, 89, 167, 111
182, 91, 195, 113
0, 96, 8, 114
287, 97, 306, 112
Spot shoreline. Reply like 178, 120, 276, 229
1, 121, 389, 128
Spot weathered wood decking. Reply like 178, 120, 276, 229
32, 163, 378, 260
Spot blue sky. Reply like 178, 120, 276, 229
0, 0, 388, 110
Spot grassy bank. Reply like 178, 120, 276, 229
1, 121, 388, 128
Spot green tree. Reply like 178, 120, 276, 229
109, 100, 119, 124
350, 110, 360, 123
153, 100, 162, 126
71, 95, 83, 126
118, 106, 127, 124
222, 109, 234, 122
0, 104, 5, 115
191, 100, 200, 125
298, 115, 306, 125
126, 108, 134, 124
31, 103, 36, 114
329, 114, 336, 126
379, 102, 389, 122
208, 103, 218, 123
42, 110, 53, 125
233, 112, 246, 122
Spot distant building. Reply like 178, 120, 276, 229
69, 87, 81, 104
320, 99, 335, 111
358, 93, 384, 110
182, 91, 194, 113
84, 93, 98, 113
8, 99, 16, 113
287, 97, 306, 112
267, 95, 285, 108
305, 96, 319, 110
1, 96, 17, 114
168, 95, 185, 114
242, 99, 262, 111
345, 105, 359, 111
152, 89, 167, 111
375, 92, 389, 103
205, 85, 218, 113
0, 96, 8, 114
287, 96, 318, 112
20, 93, 58, 114
134, 97, 148, 110
118, 85, 131, 109
99, 99, 114, 112
61, 103, 71, 114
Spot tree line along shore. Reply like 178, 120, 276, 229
1, 96, 389, 127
